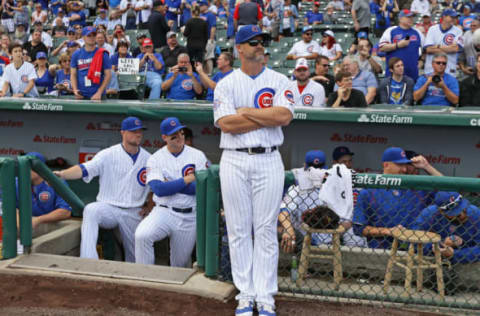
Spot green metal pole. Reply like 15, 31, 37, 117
17, 156, 32, 252
195, 169, 209, 271
205, 165, 220, 278
0, 158, 17, 259
29, 157, 85, 213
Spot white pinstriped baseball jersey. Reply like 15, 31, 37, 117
3, 62, 39, 97
146, 145, 208, 209
424, 24, 463, 75
82, 144, 151, 208
293, 79, 326, 107
213, 67, 295, 149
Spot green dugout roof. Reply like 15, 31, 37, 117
2, 98, 480, 127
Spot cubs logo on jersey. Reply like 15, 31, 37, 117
181, 79, 193, 90
182, 164, 196, 176
39, 191, 51, 202
284, 90, 295, 104
443, 33, 455, 45
254, 88, 275, 109
21, 75, 29, 83
302, 93, 314, 106
137, 167, 147, 187
307, 45, 314, 53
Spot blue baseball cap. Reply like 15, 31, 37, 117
463, 3, 473, 10
357, 31, 368, 39
235, 24, 269, 44
332, 146, 354, 161
82, 26, 97, 36
305, 150, 326, 168
121, 116, 146, 131
442, 8, 458, 17
198, 0, 208, 6
36, 51, 47, 59
302, 25, 313, 34
26, 152, 46, 163
160, 117, 186, 136
399, 9, 414, 18
382, 147, 411, 164
434, 191, 469, 216
67, 27, 75, 33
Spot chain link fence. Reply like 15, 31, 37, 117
197, 167, 480, 311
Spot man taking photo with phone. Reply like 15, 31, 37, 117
161, 53, 203, 100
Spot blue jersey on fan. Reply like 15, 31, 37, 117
413, 72, 459, 106
16, 180, 72, 217
200, 11, 217, 38
137, 52, 165, 75
165, 0, 181, 21
71, 47, 112, 98
305, 11, 323, 24
55, 69, 71, 95
379, 26, 424, 81
353, 188, 433, 249
35, 70, 55, 93
206, 69, 233, 101
165, 72, 200, 100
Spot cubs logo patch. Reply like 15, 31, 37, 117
182, 164, 195, 176
409, 35, 418, 41
393, 34, 403, 42
137, 167, 147, 186
443, 33, 455, 45
284, 90, 294, 104
307, 45, 313, 53
170, 120, 176, 126
302, 93, 314, 106
400, 150, 406, 157
39, 191, 51, 202
21, 75, 29, 83
251, 25, 260, 33
254, 88, 275, 109
313, 158, 320, 164
135, 119, 141, 126
181, 79, 193, 90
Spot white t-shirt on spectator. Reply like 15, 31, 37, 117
31, 10, 47, 23
288, 40, 323, 57
410, 0, 431, 16
321, 43, 342, 60
135, 0, 152, 24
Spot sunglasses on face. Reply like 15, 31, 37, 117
304, 32, 313, 36
439, 195, 462, 211
247, 39, 266, 47
434, 61, 447, 65
321, 64, 329, 67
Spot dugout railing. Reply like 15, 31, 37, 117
196, 166, 480, 310
0, 156, 84, 259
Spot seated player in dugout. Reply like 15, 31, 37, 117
353, 147, 443, 249
413, 191, 480, 265
17, 152, 72, 229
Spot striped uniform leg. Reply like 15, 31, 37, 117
251, 151, 284, 307
170, 212, 197, 267
220, 150, 255, 303
135, 206, 172, 265
117, 207, 143, 262
80, 202, 120, 259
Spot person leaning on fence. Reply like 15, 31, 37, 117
18, 152, 72, 230
412, 191, 480, 264
377, 57, 414, 105
353, 147, 443, 249
138, 38, 165, 100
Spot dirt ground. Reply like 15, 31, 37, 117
0, 273, 449, 316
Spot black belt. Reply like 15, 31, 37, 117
159, 204, 193, 213
235, 146, 278, 155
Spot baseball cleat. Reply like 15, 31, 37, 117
258, 304, 276, 316
235, 300, 254, 316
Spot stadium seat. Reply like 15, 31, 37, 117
117, 74, 146, 100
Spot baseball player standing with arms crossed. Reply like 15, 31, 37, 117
135, 117, 208, 267
54, 117, 151, 262
213, 25, 295, 316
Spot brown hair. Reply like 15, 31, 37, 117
335, 70, 352, 83
388, 57, 402, 70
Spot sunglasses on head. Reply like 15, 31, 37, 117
247, 39, 266, 47
439, 195, 462, 211
434, 61, 447, 65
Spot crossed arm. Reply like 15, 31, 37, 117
217, 107, 293, 134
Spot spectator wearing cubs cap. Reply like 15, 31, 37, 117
352, 147, 441, 249
34, 51, 56, 95
20, 152, 72, 230
138, 38, 166, 100
413, 191, 480, 264
292, 58, 326, 107
332, 146, 354, 169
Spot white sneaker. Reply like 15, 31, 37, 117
235, 300, 254, 316
258, 304, 276, 316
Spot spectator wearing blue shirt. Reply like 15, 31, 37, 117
111, 41, 133, 72
94, 9, 109, 28
50, 0, 66, 15
304, 2, 323, 25
200, 1, 217, 75
412, 191, 480, 264
55, 53, 73, 95
413, 53, 459, 106
353, 147, 442, 249
459, 3, 476, 31
138, 38, 165, 100
34, 52, 56, 95
23, 152, 72, 229
370, 0, 398, 38
161, 53, 203, 100
68, 2, 86, 27
165, 0, 182, 31
195, 52, 233, 101
339, 56, 378, 104
71, 26, 112, 100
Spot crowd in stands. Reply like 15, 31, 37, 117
0, 0, 479, 106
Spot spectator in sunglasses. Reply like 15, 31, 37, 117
311, 55, 334, 98
286, 26, 323, 61
413, 52, 459, 106
413, 191, 480, 264
459, 53, 480, 106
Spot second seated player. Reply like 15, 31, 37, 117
135, 117, 209, 267
213, 25, 294, 316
